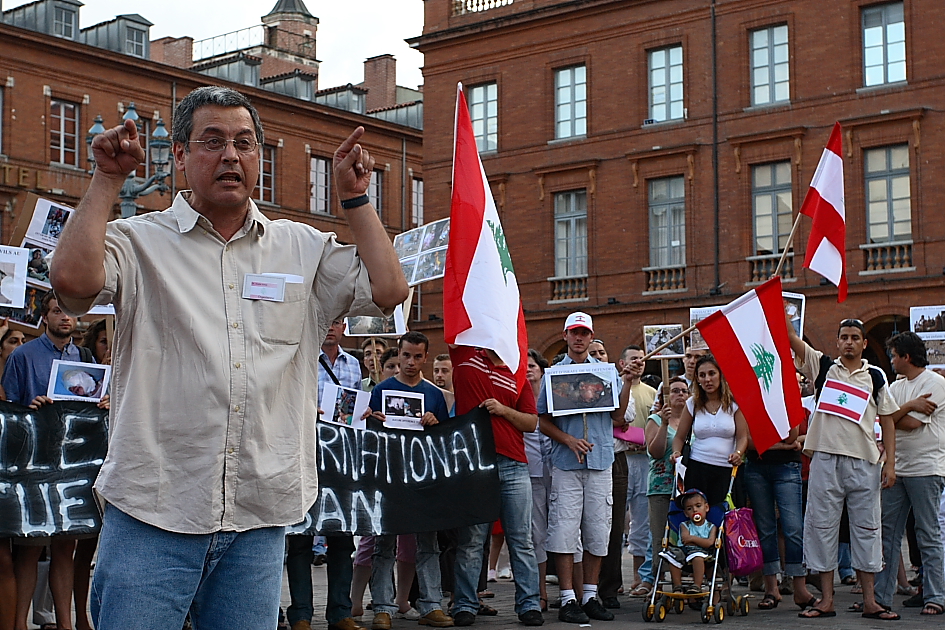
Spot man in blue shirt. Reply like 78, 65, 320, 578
366, 331, 451, 629
287, 319, 366, 630
2, 291, 87, 630
537, 312, 633, 624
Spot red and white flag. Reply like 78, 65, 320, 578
443, 83, 529, 389
800, 122, 847, 301
815, 379, 871, 424
695, 277, 805, 453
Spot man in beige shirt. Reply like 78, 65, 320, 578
786, 317, 899, 620
50, 86, 407, 630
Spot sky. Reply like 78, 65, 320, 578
2, 0, 426, 90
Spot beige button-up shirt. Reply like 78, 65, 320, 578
59, 193, 384, 534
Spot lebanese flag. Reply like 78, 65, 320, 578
695, 277, 805, 453
800, 122, 847, 302
815, 379, 871, 424
443, 83, 529, 390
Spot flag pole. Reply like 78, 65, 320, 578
642, 323, 699, 361
772, 212, 805, 279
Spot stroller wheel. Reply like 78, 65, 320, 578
740, 597, 750, 616
656, 602, 667, 622
675, 597, 686, 614
715, 603, 725, 623
701, 602, 711, 624
642, 603, 655, 622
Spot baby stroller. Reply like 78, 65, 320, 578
642, 467, 750, 624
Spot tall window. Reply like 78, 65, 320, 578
53, 6, 76, 39
865, 145, 910, 243
126, 27, 147, 57
412, 178, 424, 227
555, 66, 586, 139
50, 99, 79, 166
133, 118, 152, 179
309, 156, 331, 214
254, 145, 275, 204
751, 25, 789, 105
554, 190, 587, 277
0, 88, 4, 155
468, 83, 497, 152
368, 170, 383, 217
649, 46, 683, 122
863, 2, 906, 87
752, 162, 792, 255
648, 177, 686, 267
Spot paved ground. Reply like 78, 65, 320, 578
283, 553, 945, 630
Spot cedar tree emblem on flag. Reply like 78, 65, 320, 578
751, 344, 776, 393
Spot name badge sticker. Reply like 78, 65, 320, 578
242, 273, 286, 302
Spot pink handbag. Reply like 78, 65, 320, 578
724, 507, 763, 577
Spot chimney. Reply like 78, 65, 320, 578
151, 36, 194, 68
362, 54, 397, 111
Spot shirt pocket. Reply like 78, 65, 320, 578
254, 284, 309, 345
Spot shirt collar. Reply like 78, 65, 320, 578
319, 347, 355, 367
171, 192, 269, 237
39, 333, 74, 355
560, 354, 598, 365
834, 356, 870, 375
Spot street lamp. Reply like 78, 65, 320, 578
86, 102, 171, 218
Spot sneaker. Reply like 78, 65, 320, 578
371, 612, 392, 630
582, 598, 614, 621
601, 596, 621, 609
497, 567, 512, 580
453, 611, 475, 627
313, 554, 327, 566
557, 600, 589, 624
328, 619, 367, 630
419, 610, 454, 627
518, 610, 544, 626
545, 575, 559, 585
396, 608, 421, 621
487, 569, 497, 582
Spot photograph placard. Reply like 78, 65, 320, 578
0, 285, 44, 328
393, 218, 449, 286
345, 304, 407, 338
0, 246, 29, 308
25, 198, 73, 250
381, 390, 425, 431
47, 360, 110, 403
23, 241, 52, 290
322, 383, 370, 431
543, 362, 620, 417
644, 324, 685, 359
689, 307, 722, 351
782, 291, 806, 339
911, 306, 945, 368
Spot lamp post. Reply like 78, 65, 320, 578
86, 102, 171, 218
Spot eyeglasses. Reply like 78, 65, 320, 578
189, 137, 258, 153
669, 388, 689, 395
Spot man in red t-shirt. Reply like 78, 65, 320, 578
448, 345, 545, 627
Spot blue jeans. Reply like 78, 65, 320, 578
744, 460, 805, 576
638, 538, 654, 585
875, 475, 945, 608
454, 456, 541, 615
91, 504, 285, 630
372, 532, 442, 616
313, 536, 327, 555
286, 535, 315, 625
838, 543, 854, 580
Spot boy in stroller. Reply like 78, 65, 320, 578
666, 489, 717, 593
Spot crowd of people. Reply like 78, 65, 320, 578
1, 83, 942, 630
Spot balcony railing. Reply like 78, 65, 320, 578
193, 25, 265, 62
548, 275, 587, 302
861, 240, 913, 272
452, 0, 514, 15
643, 265, 686, 293
747, 252, 794, 283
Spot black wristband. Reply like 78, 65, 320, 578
340, 194, 370, 210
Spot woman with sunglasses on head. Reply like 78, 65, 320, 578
671, 355, 748, 507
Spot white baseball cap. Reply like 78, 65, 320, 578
564, 311, 594, 332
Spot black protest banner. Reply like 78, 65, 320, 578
293, 407, 500, 536
0, 401, 108, 537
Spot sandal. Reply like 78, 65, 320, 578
629, 583, 652, 597
477, 603, 498, 616
851, 583, 863, 594
862, 609, 901, 620
796, 596, 820, 610
841, 575, 857, 586
758, 594, 780, 610
799, 607, 836, 618
922, 602, 945, 615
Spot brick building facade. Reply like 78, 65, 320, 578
0, 0, 422, 336
412, 0, 945, 373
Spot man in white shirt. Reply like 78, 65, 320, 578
875, 332, 945, 615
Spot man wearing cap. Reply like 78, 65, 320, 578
785, 317, 899, 620
537, 312, 633, 624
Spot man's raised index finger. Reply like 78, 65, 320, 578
336, 126, 365, 155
